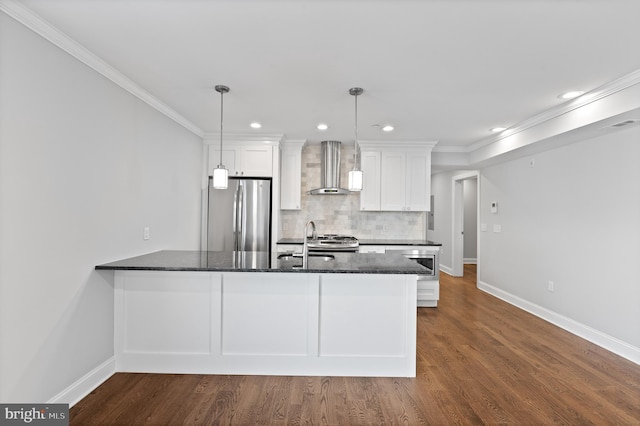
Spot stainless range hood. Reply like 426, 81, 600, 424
308, 140, 351, 195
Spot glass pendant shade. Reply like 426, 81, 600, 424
348, 169, 363, 192
212, 166, 228, 189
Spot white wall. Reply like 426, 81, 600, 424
0, 14, 203, 402
431, 126, 640, 362
479, 124, 640, 352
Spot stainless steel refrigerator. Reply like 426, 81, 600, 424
207, 177, 272, 254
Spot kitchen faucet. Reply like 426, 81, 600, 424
302, 220, 317, 269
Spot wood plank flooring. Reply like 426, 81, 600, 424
71, 265, 640, 425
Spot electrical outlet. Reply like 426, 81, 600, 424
548, 281, 554, 292
493, 224, 501, 233
143, 226, 150, 240
481, 223, 488, 232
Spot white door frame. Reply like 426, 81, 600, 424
451, 171, 480, 277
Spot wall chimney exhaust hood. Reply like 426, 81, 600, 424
308, 140, 351, 195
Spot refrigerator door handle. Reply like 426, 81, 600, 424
238, 182, 246, 252
233, 182, 242, 251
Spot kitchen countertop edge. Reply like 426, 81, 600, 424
278, 238, 442, 246
95, 250, 428, 275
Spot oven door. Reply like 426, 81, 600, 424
387, 249, 439, 278
406, 255, 435, 276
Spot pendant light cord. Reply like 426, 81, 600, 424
219, 89, 224, 166
214, 85, 229, 168
354, 92, 358, 169
349, 87, 363, 170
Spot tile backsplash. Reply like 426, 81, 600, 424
280, 142, 426, 239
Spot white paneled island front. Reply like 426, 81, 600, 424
96, 250, 428, 377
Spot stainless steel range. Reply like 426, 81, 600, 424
306, 234, 359, 252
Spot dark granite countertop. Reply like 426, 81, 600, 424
96, 250, 429, 275
277, 238, 441, 246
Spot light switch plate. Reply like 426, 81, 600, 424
493, 224, 501, 233
481, 223, 488, 232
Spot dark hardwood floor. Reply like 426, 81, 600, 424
71, 265, 640, 425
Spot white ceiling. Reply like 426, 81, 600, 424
13, 0, 640, 148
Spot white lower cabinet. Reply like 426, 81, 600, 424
417, 280, 439, 307
114, 270, 417, 377
359, 244, 440, 307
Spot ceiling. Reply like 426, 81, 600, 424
13, 0, 640, 149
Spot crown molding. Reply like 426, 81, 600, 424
358, 139, 439, 150
467, 68, 640, 153
203, 132, 285, 145
0, 0, 204, 138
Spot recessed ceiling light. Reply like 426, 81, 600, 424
490, 127, 507, 132
382, 125, 394, 132
558, 91, 585, 100
250, 122, 262, 129
317, 123, 328, 130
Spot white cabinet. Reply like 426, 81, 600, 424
359, 141, 436, 212
209, 145, 273, 177
280, 140, 305, 210
380, 151, 430, 211
380, 151, 406, 211
360, 151, 381, 211
209, 148, 237, 175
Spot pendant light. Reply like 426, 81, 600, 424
348, 87, 364, 192
212, 85, 230, 189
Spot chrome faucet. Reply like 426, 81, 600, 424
302, 220, 317, 268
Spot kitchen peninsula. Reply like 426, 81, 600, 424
97, 250, 427, 377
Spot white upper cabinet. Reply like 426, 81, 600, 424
238, 145, 273, 177
210, 148, 237, 175
208, 141, 275, 177
360, 151, 381, 211
380, 151, 407, 211
359, 141, 436, 212
280, 140, 305, 210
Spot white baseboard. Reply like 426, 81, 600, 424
438, 264, 453, 276
48, 357, 116, 407
463, 258, 477, 264
478, 280, 640, 366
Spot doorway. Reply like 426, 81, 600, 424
451, 171, 479, 278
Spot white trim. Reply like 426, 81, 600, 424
203, 133, 285, 145
0, 0, 203, 138
463, 258, 477, 264
451, 171, 480, 277
468, 69, 640, 153
48, 357, 116, 407
478, 280, 640, 366
438, 264, 453, 276
358, 140, 438, 150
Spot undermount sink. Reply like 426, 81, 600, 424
278, 253, 335, 261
